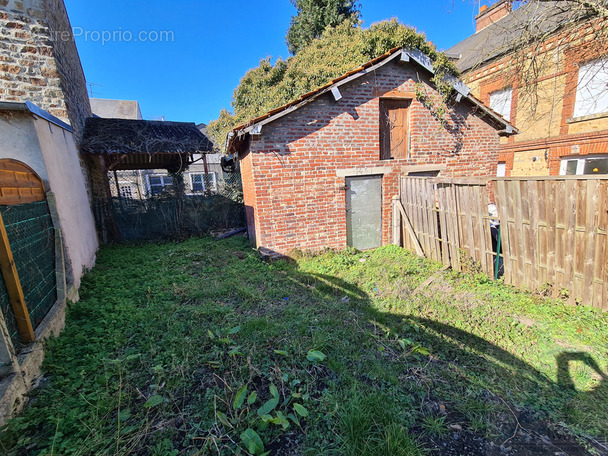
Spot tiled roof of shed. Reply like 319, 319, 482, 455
232, 47, 404, 133
229, 46, 518, 151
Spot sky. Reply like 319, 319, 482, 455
64, 0, 486, 125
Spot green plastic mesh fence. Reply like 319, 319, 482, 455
95, 194, 246, 242
0, 269, 20, 350
0, 201, 56, 349
98, 169, 245, 242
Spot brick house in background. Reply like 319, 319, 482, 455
447, 0, 608, 177
228, 48, 516, 255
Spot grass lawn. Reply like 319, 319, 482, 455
1, 236, 607, 455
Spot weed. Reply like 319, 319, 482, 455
0, 238, 605, 455
420, 415, 448, 438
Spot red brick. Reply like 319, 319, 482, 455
239, 61, 502, 255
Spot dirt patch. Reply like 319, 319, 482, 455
421, 410, 604, 456
513, 315, 535, 327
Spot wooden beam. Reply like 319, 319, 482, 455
379, 90, 416, 99
396, 199, 425, 257
113, 169, 121, 198
392, 196, 400, 245
202, 153, 211, 196
0, 212, 34, 344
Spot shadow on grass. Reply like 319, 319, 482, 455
1, 239, 605, 456
297, 267, 607, 454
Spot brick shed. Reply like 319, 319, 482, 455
228, 47, 517, 255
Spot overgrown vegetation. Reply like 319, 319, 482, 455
286, 0, 360, 55
1, 237, 606, 455
207, 19, 458, 148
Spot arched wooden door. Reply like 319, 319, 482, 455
0, 159, 46, 205
0, 159, 55, 348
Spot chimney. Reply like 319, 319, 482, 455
476, 1, 512, 33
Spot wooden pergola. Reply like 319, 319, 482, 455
81, 117, 214, 173
80, 117, 216, 241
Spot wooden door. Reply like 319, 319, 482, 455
380, 99, 410, 160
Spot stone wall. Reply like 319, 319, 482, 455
0, 0, 91, 138
241, 60, 502, 255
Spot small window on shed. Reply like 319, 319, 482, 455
380, 98, 411, 160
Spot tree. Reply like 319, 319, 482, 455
285, 0, 360, 55
208, 19, 456, 150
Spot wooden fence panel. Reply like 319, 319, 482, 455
492, 177, 608, 310
397, 175, 608, 310
399, 177, 490, 273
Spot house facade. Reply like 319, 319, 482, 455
447, 0, 608, 177
228, 48, 515, 255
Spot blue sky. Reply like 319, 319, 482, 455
64, 0, 485, 124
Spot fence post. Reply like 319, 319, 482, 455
46, 193, 67, 303
0, 212, 35, 344
392, 195, 400, 245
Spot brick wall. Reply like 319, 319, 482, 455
462, 17, 608, 176
0, 0, 91, 138
475, 1, 512, 33
243, 61, 501, 255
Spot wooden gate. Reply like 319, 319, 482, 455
396, 177, 495, 275
0, 159, 56, 347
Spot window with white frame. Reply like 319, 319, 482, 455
560, 155, 608, 175
573, 58, 608, 118
489, 88, 512, 121
190, 172, 217, 193
147, 174, 173, 196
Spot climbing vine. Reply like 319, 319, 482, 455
208, 19, 459, 149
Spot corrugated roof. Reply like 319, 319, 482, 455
81, 118, 214, 155
446, 1, 590, 72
